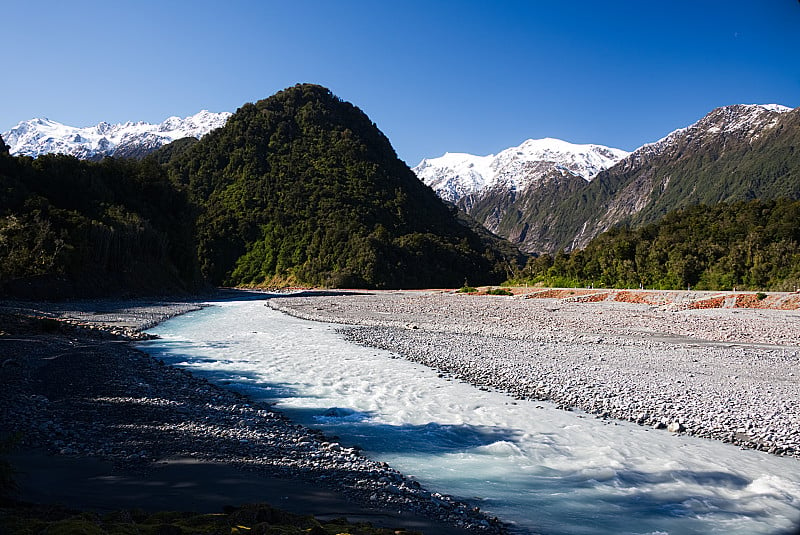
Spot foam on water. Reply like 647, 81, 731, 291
139, 298, 800, 535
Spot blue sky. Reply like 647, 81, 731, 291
2, 0, 798, 165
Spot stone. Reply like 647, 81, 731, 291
667, 422, 685, 433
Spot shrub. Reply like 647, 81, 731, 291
486, 287, 513, 296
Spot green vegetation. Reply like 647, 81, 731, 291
485, 287, 513, 296
0, 149, 201, 298
3, 89, 798, 296
456, 285, 477, 293
510, 199, 800, 291
168, 84, 517, 289
0, 502, 420, 535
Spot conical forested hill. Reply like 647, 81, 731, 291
168, 84, 520, 288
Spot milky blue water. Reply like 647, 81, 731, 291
139, 297, 800, 535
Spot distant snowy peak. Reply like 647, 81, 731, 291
414, 138, 629, 203
636, 103, 793, 160
3, 110, 232, 160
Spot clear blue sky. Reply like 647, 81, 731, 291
2, 0, 798, 165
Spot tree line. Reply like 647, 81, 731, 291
509, 199, 800, 291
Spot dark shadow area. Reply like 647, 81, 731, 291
277, 405, 524, 456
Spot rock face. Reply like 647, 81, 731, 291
2, 110, 232, 160
415, 104, 799, 254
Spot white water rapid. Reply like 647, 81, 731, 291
139, 297, 800, 535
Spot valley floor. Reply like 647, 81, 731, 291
3, 288, 799, 535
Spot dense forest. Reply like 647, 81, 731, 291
510, 199, 800, 291
166, 84, 519, 289
0, 142, 201, 298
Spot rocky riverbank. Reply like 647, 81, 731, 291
267, 290, 800, 458
0, 293, 506, 535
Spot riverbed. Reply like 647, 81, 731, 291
141, 295, 800, 535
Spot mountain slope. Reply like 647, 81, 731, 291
413, 139, 628, 252
3, 110, 231, 160
515, 198, 800, 291
168, 84, 520, 289
551, 104, 799, 251
0, 145, 201, 298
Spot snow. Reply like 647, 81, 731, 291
413, 138, 629, 203
2, 110, 232, 159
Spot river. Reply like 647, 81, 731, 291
139, 297, 800, 535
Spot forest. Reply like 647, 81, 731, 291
0, 140, 201, 298
510, 199, 800, 291
166, 84, 518, 289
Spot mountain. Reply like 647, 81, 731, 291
552, 103, 799, 251
416, 104, 798, 254
167, 84, 521, 289
515, 198, 800, 292
415, 138, 629, 204
413, 138, 628, 251
2, 110, 232, 160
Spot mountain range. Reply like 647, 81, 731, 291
414, 103, 798, 253
2, 111, 231, 160
4, 100, 798, 260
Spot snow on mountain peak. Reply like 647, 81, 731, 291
637, 103, 794, 158
414, 138, 629, 204
2, 110, 232, 160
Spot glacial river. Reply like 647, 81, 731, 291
139, 296, 800, 535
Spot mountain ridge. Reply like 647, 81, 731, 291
414, 137, 629, 204
3, 110, 232, 160
166, 83, 520, 289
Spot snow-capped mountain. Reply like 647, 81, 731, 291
413, 138, 629, 205
413, 103, 797, 254
2, 110, 232, 160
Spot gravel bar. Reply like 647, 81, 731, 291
268, 290, 800, 458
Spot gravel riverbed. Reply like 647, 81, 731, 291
268, 290, 800, 458
0, 294, 505, 535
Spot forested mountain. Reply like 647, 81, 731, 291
166, 84, 520, 289
0, 85, 521, 296
556, 104, 799, 252
0, 142, 201, 298
513, 199, 800, 291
